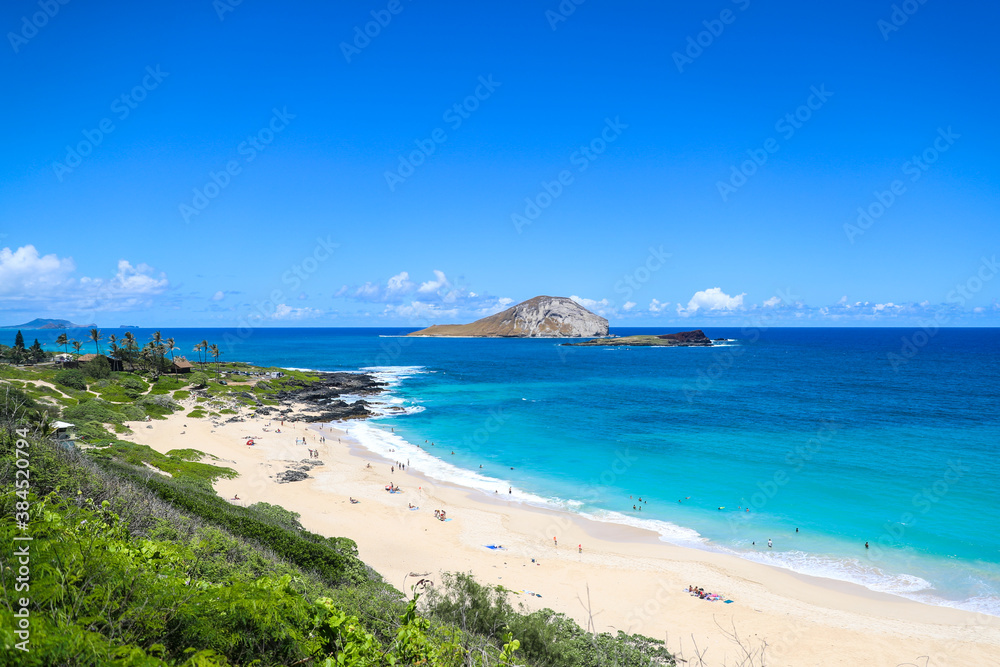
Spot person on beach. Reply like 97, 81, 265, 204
508, 487, 512, 494
553, 536, 557, 547
865, 541, 869, 549
768, 538, 772, 548
578, 544, 582, 553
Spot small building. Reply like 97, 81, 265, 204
171, 357, 193, 374
51, 420, 76, 447
73, 353, 124, 372
54, 353, 73, 364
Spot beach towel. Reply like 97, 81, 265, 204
484, 545, 506, 550
409, 507, 420, 511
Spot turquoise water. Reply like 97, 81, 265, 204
27, 326, 1000, 614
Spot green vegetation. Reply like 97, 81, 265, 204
82, 354, 112, 379
54, 369, 88, 391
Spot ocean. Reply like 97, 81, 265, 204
25, 326, 1000, 615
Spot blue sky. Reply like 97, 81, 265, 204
1, 0, 998, 327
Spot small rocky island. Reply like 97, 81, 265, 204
565, 329, 714, 347
408, 295, 609, 338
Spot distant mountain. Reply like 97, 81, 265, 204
407, 296, 609, 338
1, 318, 95, 330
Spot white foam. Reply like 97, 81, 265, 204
341, 421, 584, 511
361, 365, 430, 386
730, 548, 932, 594
584, 508, 707, 544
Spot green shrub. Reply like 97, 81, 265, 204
55, 369, 87, 391
139, 394, 178, 419
83, 354, 112, 379
190, 371, 209, 388
117, 375, 147, 392
63, 397, 118, 424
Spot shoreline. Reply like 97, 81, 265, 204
121, 380, 1000, 666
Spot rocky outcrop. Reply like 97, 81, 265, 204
657, 330, 712, 345
271, 372, 386, 421
407, 296, 609, 338
566, 330, 713, 347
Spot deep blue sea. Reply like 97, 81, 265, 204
25, 326, 1000, 614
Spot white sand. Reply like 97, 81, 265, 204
124, 398, 1000, 667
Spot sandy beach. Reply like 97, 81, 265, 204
123, 395, 1000, 667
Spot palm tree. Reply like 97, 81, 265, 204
88, 328, 103, 356
194, 340, 208, 371
151, 331, 164, 377
165, 338, 177, 374
209, 343, 221, 377
108, 334, 118, 356
55, 333, 69, 355
122, 331, 137, 372
71, 340, 83, 355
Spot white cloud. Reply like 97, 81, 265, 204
386, 271, 414, 295
336, 270, 514, 323
0, 245, 75, 296
384, 301, 459, 320
762, 296, 782, 308
648, 298, 670, 313
569, 295, 616, 317
0, 245, 169, 314
417, 269, 450, 294
212, 291, 225, 301
272, 303, 322, 320
623, 301, 636, 311
677, 287, 746, 317
109, 260, 167, 295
